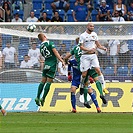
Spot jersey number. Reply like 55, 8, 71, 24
41, 46, 50, 58
76, 46, 81, 56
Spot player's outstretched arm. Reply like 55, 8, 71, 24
95, 41, 107, 51
52, 48, 65, 68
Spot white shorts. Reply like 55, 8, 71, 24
80, 54, 100, 72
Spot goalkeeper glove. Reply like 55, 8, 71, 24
68, 72, 72, 81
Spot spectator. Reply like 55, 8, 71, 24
97, 30, 108, 69
0, 9, 4, 22
38, 12, 51, 22
58, 54, 68, 76
127, 1, 133, 21
38, 12, 51, 32
2, 42, 19, 69
51, 0, 70, 12
119, 40, 131, 70
26, 10, 38, 22
75, 0, 93, 11
11, 13, 22, 22
73, 0, 90, 22
2, 2, 11, 22
12, 0, 23, 11
110, 10, 125, 21
97, 0, 111, 21
48, 10, 64, 33
28, 42, 44, 70
108, 40, 120, 75
0, 50, 2, 70
20, 55, 33, 68
114, 0, 127, 20
59, 43, 67, 55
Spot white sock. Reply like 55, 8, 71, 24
98, 74, 106, 89
80, 76, 85, 88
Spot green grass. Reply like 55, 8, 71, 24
0, 112, 133, 133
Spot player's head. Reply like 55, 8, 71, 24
86, 23, 94, 33
75, 37, 79, 45
38, 33, 47, 41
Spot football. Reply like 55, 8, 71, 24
27, 23, 36, 32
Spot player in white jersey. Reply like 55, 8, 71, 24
79, 22, 109, 96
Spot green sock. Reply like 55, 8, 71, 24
42, 82, 51, 100
37, 82, 45, 99
96, 80, 103, 96
84, 87, 88, 103
0, 105, 2, 110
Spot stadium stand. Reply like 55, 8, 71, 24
33, 9, 41, 18
13, 9, 24, 20
57, 9, 65, 21
42, 9, 53, 19
104, 66, 114, 76
45, 0, 53, 9
66, 9, 74, 22
117, 66, 129, 76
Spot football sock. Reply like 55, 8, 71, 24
42, 82, 51, 100
80, 76, 85, 88
95, 80, 104, 96
98, 74, 106, 89
89, 92, 99, 108
37, 82, 45, 99
0, 105, 2, 110
71, 92, 76, 110
84, 87, 88, 102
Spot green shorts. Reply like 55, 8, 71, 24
84, 68, 98, 83
42, 63, 57, 79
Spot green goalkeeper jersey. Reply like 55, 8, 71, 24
40, 40, 57, 66
70, 44, 82, 68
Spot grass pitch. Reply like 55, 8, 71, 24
0, 112, 132, 133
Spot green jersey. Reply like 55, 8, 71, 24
70, 44, 82, 67
40, 41, 57, 65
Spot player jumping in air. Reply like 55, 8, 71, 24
64, 38, 101, 113
79, 23, 109, 99
35, 33, 65, 106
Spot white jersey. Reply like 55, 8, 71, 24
79, 31, 98, 54
28, 48, 41, 66
112, 17, 125, 22
119, 41, 129, 53
20, 60, 33, 68
58, 61, 68, 76
3, 47, 16, 63
26, 17, 38, 22
108, 40, 120, 55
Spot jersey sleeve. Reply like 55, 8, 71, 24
50, 41, 56, 49
70, 47, 74, 55
79, 34, 84, 45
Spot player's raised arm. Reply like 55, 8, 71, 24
95, 41, 107, 51
52, 48, 65, 68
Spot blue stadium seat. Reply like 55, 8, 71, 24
42, 9, 53, 19
104, 66, 114, 76
117, 66, 129, 76
45, 0, 53, 9
13, 9, 24, 19
33, 9, 41, 18
20, 37, 29, 44
32, 0, 42, 9
57, 9, 65, 21
127, 40, 133, 51
66, 9, 74, 22
18, 43, 29, 50
91, 9, 98, 22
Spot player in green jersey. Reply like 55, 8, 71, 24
35, 33, 65, 106
0, 105, 6, 116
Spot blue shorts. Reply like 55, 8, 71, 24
71, 75, 80, 89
